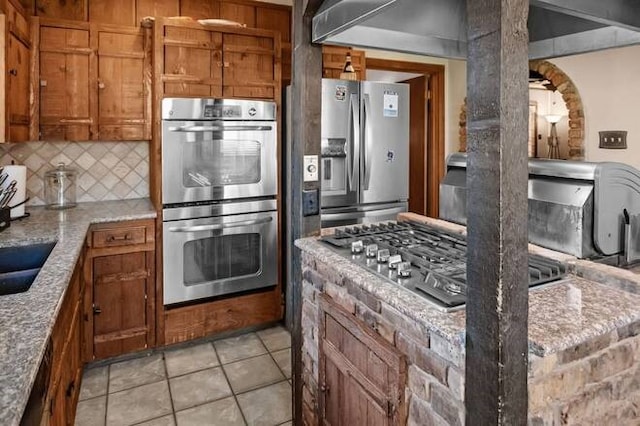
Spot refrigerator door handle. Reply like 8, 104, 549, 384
362, 93, 372, 190
350, 93, 360, 192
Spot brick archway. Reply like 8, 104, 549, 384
458, 60, 585, 159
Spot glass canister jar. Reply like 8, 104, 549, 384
44, 162, 77, 209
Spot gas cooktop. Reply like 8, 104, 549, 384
320, 221, 567, 311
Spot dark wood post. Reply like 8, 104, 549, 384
465, 0, 530, 424
290, 0, 323, 424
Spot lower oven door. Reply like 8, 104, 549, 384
163, 210, 277, 305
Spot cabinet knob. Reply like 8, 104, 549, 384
8, 69, 17, 76
93, 304, 102, 315
98, 81, 105, 89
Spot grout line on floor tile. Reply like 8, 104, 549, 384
216, 348, 271, 366
233, 378, 292, 398
212, 342, 249, 426
161, 353, 179, 426
107, 376, 167, 396
104, 364, 110, 426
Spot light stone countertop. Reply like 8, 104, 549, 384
296, 215, 640, 358
0, 198, 156, 426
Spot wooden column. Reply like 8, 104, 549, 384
290, 0, 323, 424
464, 0, 530, 424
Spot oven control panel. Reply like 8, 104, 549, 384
203, 104, 242, 118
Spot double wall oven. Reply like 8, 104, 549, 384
162, 98, 278, 306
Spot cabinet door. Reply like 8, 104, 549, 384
222, 33, 276, 99
64, 305, 82, 425
319, 296, 406, 425
48, 379, 67, 426
39, 25, 92, 140
7, 32, 30, 141
163, 26, 222, 97
92, 252, 150, 359
96, 27, 148, 140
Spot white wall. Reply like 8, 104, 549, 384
363, 49, 467, 159
551, 45, 640, 169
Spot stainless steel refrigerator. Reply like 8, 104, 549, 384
321, 79, 410, 228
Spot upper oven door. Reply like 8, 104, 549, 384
162, 120, 277, 205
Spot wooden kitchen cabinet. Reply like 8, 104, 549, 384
33, 18, 150, 141
318, 295, 407, 425
0, 0, 31, 142
153, 17, 280, 101
36, 19, 92, 140
84, 219, 156, 360
35, 0, 86, 21
94, 24, 150, 140
43, 246, 85, 426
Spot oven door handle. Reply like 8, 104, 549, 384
168, 217, 273, 233
168, 125, 273, 132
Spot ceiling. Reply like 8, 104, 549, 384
312, 0, 640, 59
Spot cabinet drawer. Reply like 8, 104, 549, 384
92, 227, 146, 248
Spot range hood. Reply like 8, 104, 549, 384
313, 0, 640, 59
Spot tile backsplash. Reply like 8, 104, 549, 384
0, 141, 149, 205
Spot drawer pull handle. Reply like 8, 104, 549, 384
107, 233, 132, 242
93, 304, 102, 315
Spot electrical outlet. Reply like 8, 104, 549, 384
302, 189, 319, 216
599, 131, 627, 149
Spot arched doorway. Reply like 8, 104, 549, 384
459, 60, 585, 159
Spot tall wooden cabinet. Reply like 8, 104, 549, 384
84, 219, 156, 360
318, 295, 407, 425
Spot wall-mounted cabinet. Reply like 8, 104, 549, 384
1, 0, 31, 142
31, 18, 150, 141
152, 17, 280, 101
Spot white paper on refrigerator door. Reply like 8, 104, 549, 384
383, 91, 399, 117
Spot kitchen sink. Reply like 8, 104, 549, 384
0, 242, 56, 295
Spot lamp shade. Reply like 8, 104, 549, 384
545, 114, 563, 124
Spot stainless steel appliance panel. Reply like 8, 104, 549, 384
163, 207, 278, 305
321, 79, 360, 208
321, 202, 407, 228
162, 98, 276, 121
162, 120, 277, 205
360, 81, 410, 205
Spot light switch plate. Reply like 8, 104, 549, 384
599, 130, 627, 149
303, 155, 319, 182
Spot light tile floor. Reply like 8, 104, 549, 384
75, 326, 292, 426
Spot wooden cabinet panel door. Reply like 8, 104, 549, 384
7, 32, 30, 141
319, 295, 407, 425
39, 25, 92, 140
137, 0, 180, 22
219, 2, 256, 27
163, 26, 222, 97
89, 0, 136, 26
222, 33, 276, 99
96, 28, 148, 140
36, 0, 87, 21
92, 252, 150, 359
180, 0, 220, 20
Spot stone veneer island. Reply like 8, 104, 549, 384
295, 213, 640, 425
